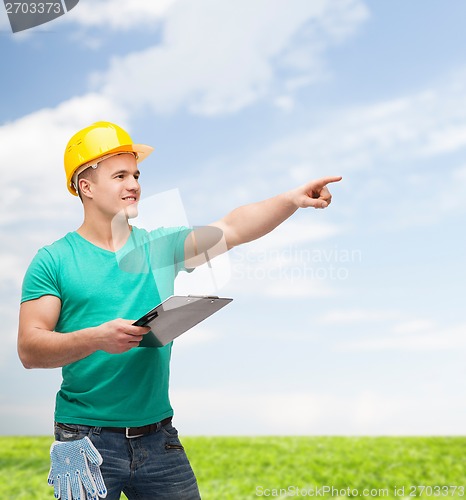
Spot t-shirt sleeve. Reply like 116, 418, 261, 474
145, 226, 193, 276
21, 248, 61, 303
173, 226, 194, 275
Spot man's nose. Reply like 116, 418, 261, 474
127, 176, 140, 191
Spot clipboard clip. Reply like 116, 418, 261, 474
133, 310, 158, 327
187, 295, 219, 299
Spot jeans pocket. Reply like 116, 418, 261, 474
161, 422, 178, 438
161, 423, 185, 452
164, 439, 185, 452
54, 422, 90, 442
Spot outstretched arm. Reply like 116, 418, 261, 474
184, 176, 342, 266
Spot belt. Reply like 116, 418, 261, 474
103, 416, 173, 439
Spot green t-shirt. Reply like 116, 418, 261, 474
21, 226, 191, 427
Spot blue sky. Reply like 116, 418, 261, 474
1, 0, 466, 436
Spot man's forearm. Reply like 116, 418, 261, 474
18, 327, 98, 369
216, 191, 298, 248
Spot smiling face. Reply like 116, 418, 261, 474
78, 153, 142, 220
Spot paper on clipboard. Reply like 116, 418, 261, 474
133, 295, 233, 347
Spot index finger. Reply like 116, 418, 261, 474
313, 176, 343, 189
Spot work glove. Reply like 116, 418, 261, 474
47, 436, 107, 500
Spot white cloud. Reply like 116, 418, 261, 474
453, 164, 466, 181
0, 254, 24, 289
97, 0, 369, 116
391, 319, 435, 335
66, 0, 178, 30
338, 322, 466, 352
274, 95, 295, 112
264, 279, 334, 298
318, 309, 401, 325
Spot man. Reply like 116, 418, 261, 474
18, 121, 341, 500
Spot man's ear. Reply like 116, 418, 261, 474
78, 178, 93, 199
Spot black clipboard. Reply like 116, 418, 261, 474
133, 295, 233, 347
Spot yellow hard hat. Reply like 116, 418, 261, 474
64, 121, 154, 196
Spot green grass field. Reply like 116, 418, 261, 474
1, 436, 465, 499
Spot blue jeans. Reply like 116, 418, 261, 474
54, 421, 201, 500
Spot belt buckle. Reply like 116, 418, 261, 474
126, 427, 144, 439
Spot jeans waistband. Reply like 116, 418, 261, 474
56, 416, 173, 439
